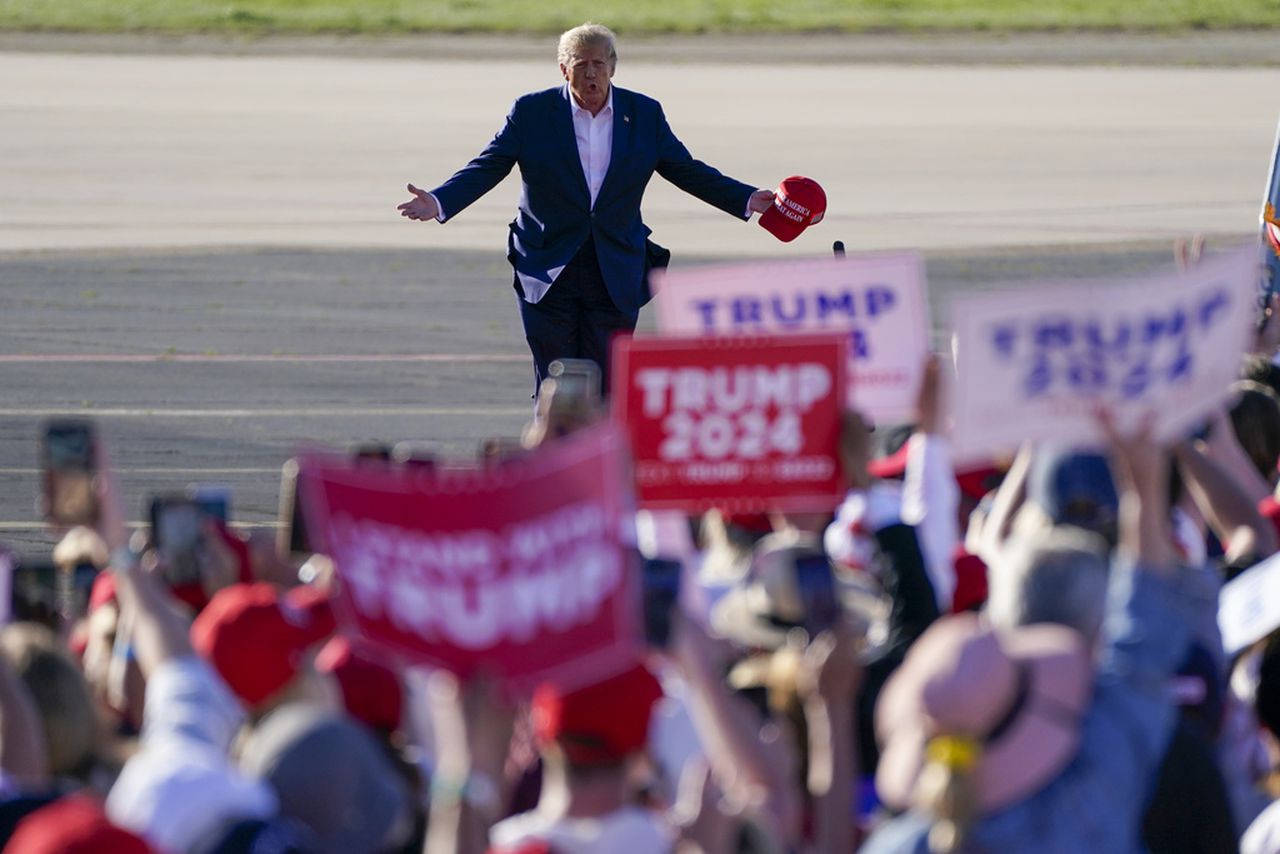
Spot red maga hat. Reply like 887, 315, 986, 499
759, 175, 826, 243
190, 582, 336, 708
531, 663, 663, 765
315, 636, 404, 734
7, 795, 153, 854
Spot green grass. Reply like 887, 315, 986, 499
2, 0, 1280, 34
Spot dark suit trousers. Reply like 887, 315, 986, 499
517, 235, 639, 397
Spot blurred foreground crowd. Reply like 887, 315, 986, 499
7, 329, 1280, 854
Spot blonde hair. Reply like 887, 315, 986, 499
52, 525, 108, 569
1, 623, 99, 778
914, 736, 980, 854
557, 23, 617, 69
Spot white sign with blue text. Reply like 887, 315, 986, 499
1220, 550, 1280, 656
652, 253, 930, 424
949, 246, 1258, 460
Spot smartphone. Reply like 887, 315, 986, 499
0, 548, 11, 625
11, 557, 59, 629
277, 458, 312, 561
641, 556, 682, 649
60, 561, 100, 621
547, 358, 601, 405
189, 483, 231, 525
0, 546, 96, 628
149, 495, 204, 586
40, 419, 98, 526
793, 552, 840, 638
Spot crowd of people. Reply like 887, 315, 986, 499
2, 282, 1280, 854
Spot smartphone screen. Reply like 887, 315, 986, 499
189, 484, 231, 525
0, 549, 11, 625
642, 556, 682, 649
41, 419, 97, 525
63, 561, 100, 621
12, 558, 59, 629
150, 496, 204, 586
793, 553, 840, 637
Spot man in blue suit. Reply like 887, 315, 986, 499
399, 23, 775, 396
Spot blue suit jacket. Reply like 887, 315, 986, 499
430, 85, 756, 316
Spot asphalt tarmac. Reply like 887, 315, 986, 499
1, 39, 1275, 555
0, 241, 1189, 555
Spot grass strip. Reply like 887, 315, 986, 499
4, 0, 1280, 35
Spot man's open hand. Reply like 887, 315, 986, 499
398, 183, 440, 221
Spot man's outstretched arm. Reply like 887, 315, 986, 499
653, 104, 771, 219
398, 105, 523, 224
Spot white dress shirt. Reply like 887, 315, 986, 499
900, 432, 959, 610
532, 87, 614, 293
570, 87, 613, 208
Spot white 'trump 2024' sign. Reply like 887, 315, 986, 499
949, 246, 1258, 459
652, 253, 930, 424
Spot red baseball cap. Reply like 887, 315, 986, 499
531, 663, 663, 765
6, 795, 153, 854
315, 636, 404, 734
759, 175, 826, 242
190, 582, 336, 708
866, 442, 911, 480
956, 461, 1004, 502
950, 547, 989, 614
866, 443, 1006, 502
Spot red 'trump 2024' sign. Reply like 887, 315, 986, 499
612, 333, 848, 513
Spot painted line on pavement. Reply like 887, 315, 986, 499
0, 353, 528, 364
0, 521, 282, 530
0, 468, 278, 475
0, 407, 528, 417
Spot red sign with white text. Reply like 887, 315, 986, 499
298, 422, 642, 693
612, 333, 848, 512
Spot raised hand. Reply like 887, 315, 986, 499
91, 435, 130, 554
397, 183, 440, 222
1095, 406, 1178, 570
797, 624, 863, 703
1173, 234, 1205, 272
839, 410, 874, 491
915, 353, 945, 435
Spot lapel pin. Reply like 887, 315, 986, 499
624, 115, 630, 123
